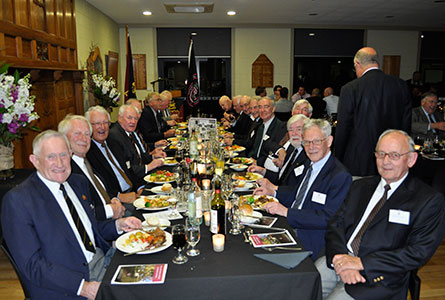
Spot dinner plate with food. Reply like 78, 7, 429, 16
227, 157, 255, 165
116, 228, 172, 254
142, 215, 171, 229
232, 172, 264, 182
233, 180, 255, 191
148, 183, 174, 194
144, 170, 177, 183
133, 195, 174, 210
239, 204, 263, 224
162, 157, 179, 166
239, 194, 279, 210
225, 145, 246, 152
230, 164, 248, 171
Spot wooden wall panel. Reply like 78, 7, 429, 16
56, 0, 65, 38
30, 0, 45, 32
15, 0, 29, 27
22, 38, 32, 59
1, 0, 14, 22
46, 0, 56, 35
4, 34, 16, 56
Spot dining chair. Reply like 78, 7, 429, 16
408, 268, 421, 300
0, 239, 31, 300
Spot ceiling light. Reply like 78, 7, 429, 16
385, 15, 394, 18
308, 13, 318, 16
338, 60, 342, 64
227, 11, 236, 16
421, 34, 425, 38
164, 3, 214, 14
143, 11, 152, 16
309, 32, 315, 37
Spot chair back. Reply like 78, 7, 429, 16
408, 269, 421, 300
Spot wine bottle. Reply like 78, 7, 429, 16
210, 176, 225, 235
188, 177, 202, 226
189, 128, 199, 159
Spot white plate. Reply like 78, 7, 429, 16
233, 182, 255, 191
148, 186, 170, 194
230, 164, 248, 171
116, 230, 172, 255
133, 196, 173, 211
144, 175, 177, 184
240, 195, 279, 210
162, 157, 179, 166
232, 172, 264, 182
240, 211, 263, 224
142, 219, 171, 230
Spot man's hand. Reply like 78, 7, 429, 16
164, 129, 176, 138
273, 148, 286, 168
263, 202, 288, 217
171, 113, 179, 121
167, 120, 176, 126
338, 269, 366, 285
155, 139, 168, 148
223, 137, 233, 146
80, 281, 100, 300
110, 198, 125, 219
147, 158, 164, 172
118, 192, 137, 203
116, 216, 142, 232
431, 121, 445, 131
256, 178, 277, 191
253, 185, 275, 197
223, 132, 234, 139
332, 254, 364, 274
247, 165, 266, 176
151, 147, 166, 159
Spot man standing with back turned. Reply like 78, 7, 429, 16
335, 47, 411, 177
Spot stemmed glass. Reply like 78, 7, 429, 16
229, 193, 243, 235
185, 218, 201, 256
172, 224, 188, 264
222, 174, 233, 201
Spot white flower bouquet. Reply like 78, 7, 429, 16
91, 72, 120, 109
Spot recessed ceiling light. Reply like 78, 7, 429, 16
421, 34, 425, 38
385, 15, 394, 18
227, 11, 236, 16
143, 11, 152, 16
191, 32, 198, 36
308, 13, 318, 16
338, 60, 342, 64
309, 32, 315, 37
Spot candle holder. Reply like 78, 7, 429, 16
212, 234, 225, 252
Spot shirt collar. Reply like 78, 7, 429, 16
311, 151, 331, 173
379, 172, 409, 197
36, 171, 63, 193
362, 67, 379, 76
72, 154, 84, 167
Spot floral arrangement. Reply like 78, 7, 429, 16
90, 72, 120, 109
0, 70, 39, 146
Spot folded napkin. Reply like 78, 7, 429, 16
143, 210, 183, 221
254, 251, 312, 269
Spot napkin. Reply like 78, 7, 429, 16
143, 210, 183, 221
254, 251, 312, 269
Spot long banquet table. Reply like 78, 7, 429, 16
97, 194, 322, 300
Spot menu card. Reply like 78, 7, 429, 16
249, 230, 297, 248
111, 264, 168, 285
242, 216, 277, 228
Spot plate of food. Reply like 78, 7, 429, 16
227, 157, 255, 165
148, 183, 173, 195
239, 204, 263, 224
116, 228, 172, 254
144, 170, 177, 183
230, 164, 248, 171
163, 157, 179, 166
167, 137, 179, 143
142, 215, 171, 229
133, 195, 174, 210
233, 180, 255, 191
232, 172, 263, 182
239, 194, 279, 210
225, 145, 246, 153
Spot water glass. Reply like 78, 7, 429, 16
185, 218, 201, 256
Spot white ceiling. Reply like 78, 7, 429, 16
85, 0, 445, 29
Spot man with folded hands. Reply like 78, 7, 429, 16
315, 129, 444, 300
1, 130, 141, 300
254, 119, 352, 259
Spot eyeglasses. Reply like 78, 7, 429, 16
374, 151, 412, 161
258, 105, 271, 109
91, 121, 111, 127
302, 138, 326, 146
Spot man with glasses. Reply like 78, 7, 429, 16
257, 119, 352, 259
316, 129, 444, 300
335, 47, 411, 177
412, 92, 445, 138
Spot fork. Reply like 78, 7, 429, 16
261, 246, 302, 252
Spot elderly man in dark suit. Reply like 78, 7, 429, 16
317, 129, 444, 300
256, 119, 352, 259
108, 104, 164, 180
335, 47, 412, 177
58, 114, 126, 220
1, 130, 141, 300
412, 92, 445, 138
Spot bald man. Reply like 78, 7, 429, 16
323, 87, 339, 116
335, 47, 411, 177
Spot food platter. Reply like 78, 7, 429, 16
116, 229, 172, 255
163, 157, 179, 166
239, 195, 279, 210
233, 181, 255, 191
225, 145, 246, 152
144, 170, 177, 183
226, 157, 255, 165
240, 211, 263, 224
229, 164, 248, 171
133, 195, 173, 211
232, 172, 263, 182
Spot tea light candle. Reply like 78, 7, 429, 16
212, 234, 225, 252
197, 163, 206, 175
204, 211, 211, 226
202, 179, 211, 190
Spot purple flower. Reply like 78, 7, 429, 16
19, 113, 29, 122
7, 120, 20, 134
11, 86, 19, 103
0, 113, 2, 122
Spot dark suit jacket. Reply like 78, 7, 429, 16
108, 122, 152, 180
325, 175, 445, 300
276, 153, 352, 259
138, 106, 167, 143
306, 96, 327, 118
411, 106, 445, 138
335, 69, 412, 176
248, 116, 287, 166
228, 111, 253, 137
70, 159, 107, 220
234, 118, 262, 148
86, 141, 143, 197
264, 146, 309, 186
1, 172, 119, 300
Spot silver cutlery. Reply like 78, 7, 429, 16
261, 246, 302, 252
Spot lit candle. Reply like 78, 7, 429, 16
197, 163, 206, 175
204, 211, 211, 226
202, 179, 211, 190
212, 234, 225, 252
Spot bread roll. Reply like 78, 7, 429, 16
161, 183, 172, 192
239, 204, 253, 216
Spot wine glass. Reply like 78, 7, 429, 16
185, 218, 201, 256
172, 224, 188, 264
229, 194, 243, 235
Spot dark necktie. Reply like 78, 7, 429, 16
101, 143, 133, 189
156, 111, 163, 132
60, 184, 96, 253
129, 132, 142, 162
427, 114, 437, 134
84, 159, 111, 204
278, 148, 298, 184
351, 184, 391, 256
248, 123, 264, 158
292, 164, 313, 209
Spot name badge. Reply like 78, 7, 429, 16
126, 161, 131, 169
294, 165, 304, 177
311, 191, 326, 205
263, 135, 270, 141
250, 131, 255, 138
389, 209, 410, 225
